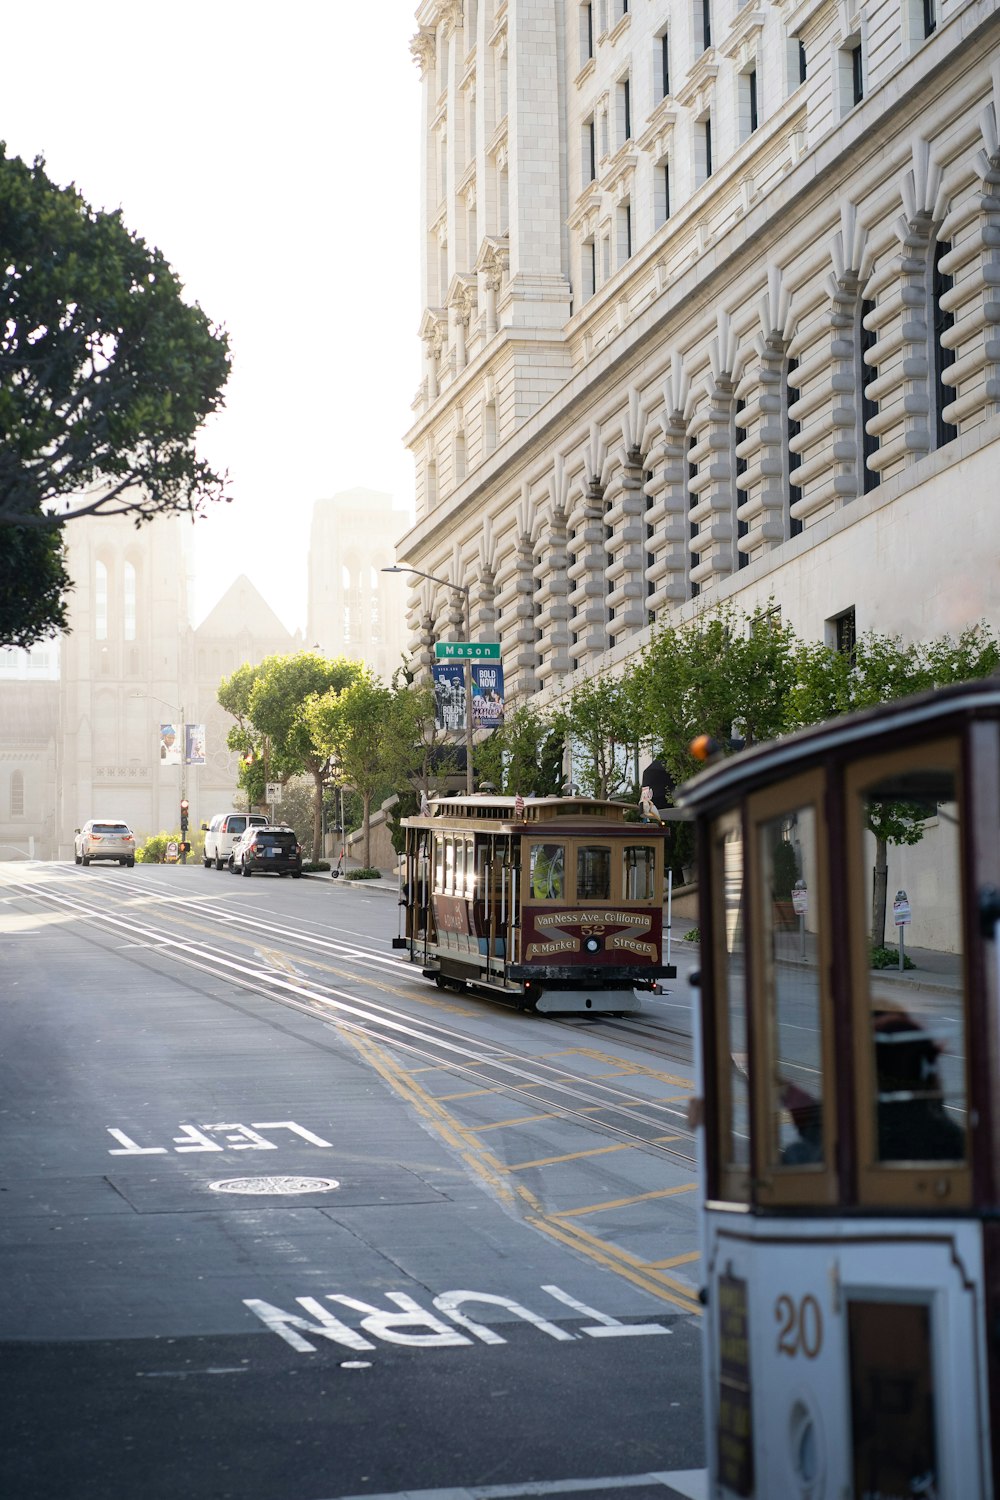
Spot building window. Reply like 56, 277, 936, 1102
932, 239, 958, 448
688, 433, 700, 600
581, 2, 594, 64
735, 397, 748, 569
585, 117, 596, 183
740, 65, 758, 140
840, 36, 864, 110
859, 297, 880, 493
124, 561, 136, 642
799, 40, 807, 83
656, 31, 670, 101
10, 770, 24, 818
617, 74, 632, 146
833, 607, 857, 661
95, 560, 108, 641
786, 357, 802, 538
654, 158, 671, 227
617, 199, 632, 264
583, 237, 597, 300
697, 0, 712, 52
923, 0, 936, 36
455, 431, 467, 484
696, 116, 713, 184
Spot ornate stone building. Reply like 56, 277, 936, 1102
0, 514, 300, 860
400, 0, 1000, 700
306, 488, 410, 681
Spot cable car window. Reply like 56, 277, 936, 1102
856, 758, 967, 1168
454, 838, 466, 897
759, 806, 826, 1171
710, 813, 750, 1199
530, 843, 565, 900
434, 838, 445, 894
577, 845, 611, 900
623, 845, 656, 900
445, 837, 457, 896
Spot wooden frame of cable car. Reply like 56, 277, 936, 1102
676, 679, 1000, 1499
395, 794, 675, 1013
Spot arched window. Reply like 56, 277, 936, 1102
95, 561, 108, 640
10, 770, 24, 817
124, 561, 137, 641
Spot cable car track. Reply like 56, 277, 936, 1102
2, 874, 699, 1171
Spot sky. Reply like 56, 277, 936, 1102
2, 0, 423, 635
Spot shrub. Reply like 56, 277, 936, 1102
871, 945, 915, 970
683, 927, 701, 943
343, 867, 382, 881
302, 860, 330, 873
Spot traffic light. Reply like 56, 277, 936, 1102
180, 798, 190, 832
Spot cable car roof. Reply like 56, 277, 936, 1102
676, 678, 1000, 815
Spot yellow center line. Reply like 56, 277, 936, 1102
506, 1142, 634, 1170
552, 1182, 697, 1217
336, 1025, 702, 1317
468, 1101, 649, 1132
648, 1250, 702, 1271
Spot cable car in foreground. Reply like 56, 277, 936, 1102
677, 679, 1000, 1499
395, 793, 675, 1013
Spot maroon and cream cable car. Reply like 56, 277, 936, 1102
395, 793, 676, 1013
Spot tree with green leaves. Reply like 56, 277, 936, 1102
0, 524, 72, 648
631, 603, 800, 788
0, 144, 231, 645
474, 703, 564, 796
550, 675, 639, 800
785, 622, 1000, 946
218, 652, 363, 856
306, 673, 430, 869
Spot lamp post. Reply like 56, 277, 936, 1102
131, 692, 187, 861
382, 565, 474, 795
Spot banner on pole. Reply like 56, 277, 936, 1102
159, 723, 181, 765
472, 662, 504, 728
185, 724, 207, 765
433, 664, 466, 730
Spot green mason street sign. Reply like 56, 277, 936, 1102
434, 641, 501, 661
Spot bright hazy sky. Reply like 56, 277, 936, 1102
3, 1, 422, 635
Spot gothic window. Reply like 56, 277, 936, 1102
10, 770, 24, 817
95, 560, 108, 641
124, 561, 136, 641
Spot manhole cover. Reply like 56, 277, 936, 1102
209, 1175, 340, 1196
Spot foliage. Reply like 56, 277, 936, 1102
135, 829, 202, 863
870, 945, 915, 970
265, 777, 315, 858
218, 651, 364, 855
552, 675, 638, 800
302, 861, 330, 873
306, 673, 429, 870
770, 838, 800, 901
0, 143, 230, 532
343, 867, 382, 881
632, 603, 799, 788
474, 704, 564, 796
683, 928, 701, 943
0, 524, 72, 648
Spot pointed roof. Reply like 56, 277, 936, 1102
194, 575, 297, 643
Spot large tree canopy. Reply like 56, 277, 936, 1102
0, 144, 231, 647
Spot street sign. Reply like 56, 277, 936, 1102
266, 782, 283, 803
434, 641, 501, 661
893, 890, 911, 926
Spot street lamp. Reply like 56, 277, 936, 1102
130, 691, 188, 862
382, 565, 474, 795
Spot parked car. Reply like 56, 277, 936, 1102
230, 825, 303, 878
202, 812, 269, 870
74, 820, 136, 867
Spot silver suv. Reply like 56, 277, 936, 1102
202, 812, 269, 870
75, 820, 136, 867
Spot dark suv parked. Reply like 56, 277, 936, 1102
232, 825, 303, 878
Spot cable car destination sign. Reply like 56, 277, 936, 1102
434, 641, 501, 661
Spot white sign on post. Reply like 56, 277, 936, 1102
266, 782, 282, 804
893, 891, 912, 926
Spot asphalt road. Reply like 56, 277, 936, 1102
0, 863, 706, 1500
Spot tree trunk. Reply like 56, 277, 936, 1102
362, 792, 372, 870
312, 771, 324, 861
871, 836, 889, 949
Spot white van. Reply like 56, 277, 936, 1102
202, 812, 269, 870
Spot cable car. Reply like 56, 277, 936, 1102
677, 679, 1000, 1498
395, 793, 676, 1013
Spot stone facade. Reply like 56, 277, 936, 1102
306, 489, 411, 681
401, 0, 1000, 696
